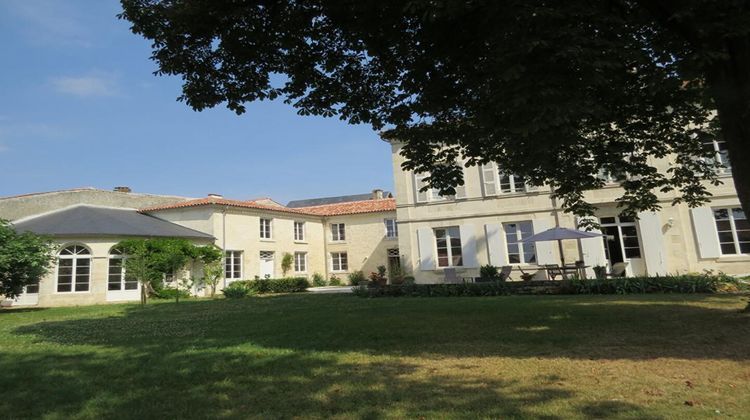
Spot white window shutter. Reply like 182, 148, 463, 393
577, 216, 606, 277
485, 223, 507, 266
455, 183, 467, 199
414, 173, 428, 203
532, 219, 556, 265
637, 211, 668, 275
417, 228, 435, 271
691, 207, 721, 258
459, 224, 479, 268
481, 164, 497, 196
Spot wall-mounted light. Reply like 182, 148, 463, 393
666, 217, 675, 228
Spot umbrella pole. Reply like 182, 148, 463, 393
558, 239, 567, 279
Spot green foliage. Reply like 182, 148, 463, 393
281, 252, 293, 277
354, 274, 743, 298
118, 1, 750, 220
232, 277, 310, 294
155, 287, 192, 300
201, 261, 225, 297
348, 270, 367, 286
328, 275, 342, 286
479, 264, 499, 280
115, 239, 219, 304
311, 272, 327, 287
368, 266, 387, 286
222, 282, 251, 299
0, 219, 56, 300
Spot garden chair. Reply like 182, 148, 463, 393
499, 265, 513, 281
545, 264, 564, 280
608, 262, 628, 278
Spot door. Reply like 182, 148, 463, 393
259, 251, 275, 279
387, 248, 401, 283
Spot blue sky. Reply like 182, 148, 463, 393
0, 0, 394, 204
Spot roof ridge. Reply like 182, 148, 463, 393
294, 197, 395, 210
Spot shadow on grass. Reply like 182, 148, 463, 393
13, 294, 749, 361
4, 294, 745, 418
0, 346, 664, 419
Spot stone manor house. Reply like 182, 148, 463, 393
1, 137, 747, 306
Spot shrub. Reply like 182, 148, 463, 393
154, 287, 191, 300
329, 275, 342, 286
281, 252, 293, 276
232, 277, 310, 294
348, 270, 367, 286
369, 265, 387, 286
311, 272, 327, 287
222, 282, 250, 298
353, 274, 744, 298
479, 264, 499, 279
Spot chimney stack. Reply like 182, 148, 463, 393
113, 186, 131, 193
372, 189, 384, 200
207, 193, 223, 199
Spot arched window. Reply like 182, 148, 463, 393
108, 247, 138, 291
57, 245, 91, 293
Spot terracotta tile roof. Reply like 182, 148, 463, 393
139, 197, 311, 215
294, 198, 396, 216
140, 196, 396, 217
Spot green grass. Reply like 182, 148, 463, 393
1, 294, 748, 419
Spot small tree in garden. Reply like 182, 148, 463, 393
201, 261, 224, 298
0, 220, 56, 301
281, 252, 293, 277
117, 238, 220, 305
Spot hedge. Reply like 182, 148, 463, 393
352, 274, 746, 298
224, 277, 311, 297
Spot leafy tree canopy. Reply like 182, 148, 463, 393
0, 220, 56, 300
119, 0, 750, 218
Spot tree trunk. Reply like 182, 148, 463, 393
705, 37, 750, 312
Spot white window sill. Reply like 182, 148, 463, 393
385, 236, 398, 241
55, 291, 91, 294
259, 238, 274, 242
331, 270, 348, 273
717, 255, 750, 262
329, 241, 347, 244
294, 240, 307, 244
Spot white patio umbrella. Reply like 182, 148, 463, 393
520, 227, 602, 272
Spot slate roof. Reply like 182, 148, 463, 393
287, 192, 392, 208
293, 198, 396, 216
12, 205, 213, 239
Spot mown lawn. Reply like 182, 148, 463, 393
1, 294, 748, 419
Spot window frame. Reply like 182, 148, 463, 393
294, 251, 307, 273
480, 162, 528, 196
331, 223, 346, 242
294, 221, 306, 242
713, 207, 749, 255
434, 227, 463, 268
224, 250, 243, 279
330, 252, 348, 272
703, 139, 731, 175
384, 218, 398, 239
600, 216, 642, 260
260, 218, 273, 240
55, 244, 92, 294
502, 221, 537, 264
107, 247, 138, 292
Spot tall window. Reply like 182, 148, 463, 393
600, 216, 642, 263
331, 223, 346, 241
414, 172, 466, 203
294, 221, 305, 241
108, 247, 137, 291
57, 245, 91, 293
294, 252, 307, 273
713, 208, 749, 255
225, 250, 242, 279
385, 219, 398, 239
260, 218, 272, 239
703, 139, 731, 174
503, 222, 536, 264
434, 227, 463, 267
481, 163, 527, 195
331, 252, 348, 271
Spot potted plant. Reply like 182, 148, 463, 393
593, 265, 607, 279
